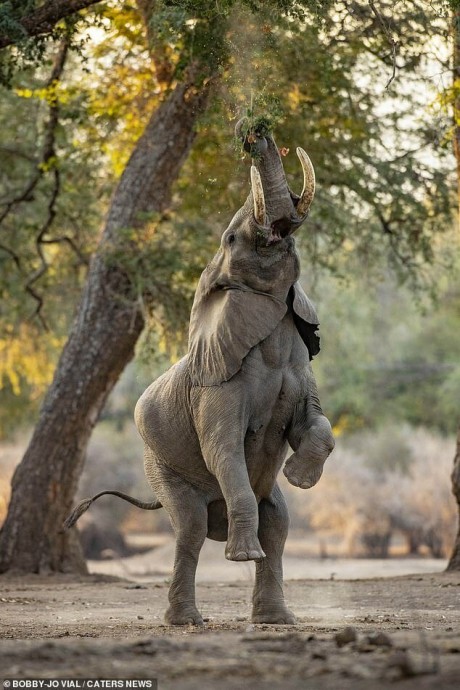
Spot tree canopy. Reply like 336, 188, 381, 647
0, 0, 457, 437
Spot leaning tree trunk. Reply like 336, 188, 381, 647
447, 427, 460, 570
0, 72, 213, 574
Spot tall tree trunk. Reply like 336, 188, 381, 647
0, 72, 213, 574
447, 428, 460, 570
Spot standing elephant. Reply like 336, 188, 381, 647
65, 121, 335, 625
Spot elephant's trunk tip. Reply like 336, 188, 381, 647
235, 117, 270, 156
235, 116, 273, 140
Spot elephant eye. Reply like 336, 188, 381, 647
227, 233, 235, 245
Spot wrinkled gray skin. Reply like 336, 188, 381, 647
134, 125, 335, 625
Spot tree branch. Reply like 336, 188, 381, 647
25, 165, 61, 329
41, 235, 89, 266
0, 242, 22, 270
368, 0, 399, 88
0, 39, 76, 328
0, 0, 102, 49
0, 39, 68, 225
0, 145, 38, 164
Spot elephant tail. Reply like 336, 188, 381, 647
63, 490, 162, 530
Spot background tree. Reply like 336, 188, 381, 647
0, 0, 227, 572
0, 1, 103, 49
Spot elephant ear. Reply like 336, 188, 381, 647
188, 284, 287, 386
290, 282, 320, 360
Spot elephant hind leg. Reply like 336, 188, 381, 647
147, 461, 208, 626
252, 484, 295, 624
207, 500, 228, 541
166, 496, 208, 626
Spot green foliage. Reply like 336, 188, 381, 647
157, 0, 333, 21
311, 242, 460, 435
0, 60, 103, 319
0, 1, 96, 86
232, 93, 283, 158
0, 2, 35, 43
343, 425, 413, 476
146, 1, 228, 83
179, 3, 454, 288
102, 214, 214, 358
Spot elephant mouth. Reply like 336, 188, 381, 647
266, 211, 307, 245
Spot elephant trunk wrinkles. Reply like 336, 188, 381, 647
235, 119, 294, 225
254, 139, 294, 223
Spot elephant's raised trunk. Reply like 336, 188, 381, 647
252, 135, 294, 222
236, 119, 315, 235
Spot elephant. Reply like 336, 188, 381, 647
65, 120, 335, 626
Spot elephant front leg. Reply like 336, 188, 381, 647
195, 394, 265, 563
216, 461, 266, 562
284, 373, 335, 489
283, 366, 335, 489
252, 484, 295, 624
284, 414, 334, 489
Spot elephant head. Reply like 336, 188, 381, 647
189, 121, 320, 386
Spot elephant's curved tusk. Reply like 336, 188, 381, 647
251, 165, 266, 225
296, 147, 315, 216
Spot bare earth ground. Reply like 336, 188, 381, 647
1, 541, 459, 690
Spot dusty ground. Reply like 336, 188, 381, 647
1, 567, 459, 690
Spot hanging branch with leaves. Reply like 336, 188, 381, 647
0, 37, 87, 328
368, 0, 399, 88
0, 0, 100, 49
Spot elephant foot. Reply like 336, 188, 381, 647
164, 604, 204, 626
252, 604, 296, 624
283, 454, 324, 489
225, 531, 266, 562
284, 418, 334, 489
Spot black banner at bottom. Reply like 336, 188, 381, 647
2, 681, 158, 690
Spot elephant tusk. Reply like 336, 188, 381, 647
251, 165, 266, 225
296, 147, 315, 216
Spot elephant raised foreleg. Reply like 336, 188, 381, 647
284, 369, 335, 489
216, 458, 265, 562
193, 389, 265, 562
252, 484, 295, 624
